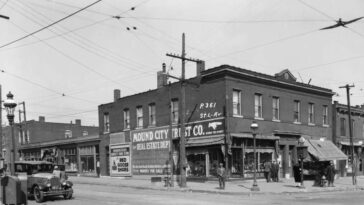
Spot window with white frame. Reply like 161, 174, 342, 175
294, 100, 300, 123
322, 105, 329, 125
232, 89, 242, 116
149, 103, 156, 126
103, 113, 110, 133
308, 103, 315, 124
123, 109, 130, 129
65, 130, 72, 138
136, 106, 143, 128
171, 99, 179, 124
272, 96, 280, 120
254, 93, 263, 118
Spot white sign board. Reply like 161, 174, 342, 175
110, 143, 131, 177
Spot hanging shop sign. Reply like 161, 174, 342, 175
131, 118, 224, 175
110, 143, 131, 177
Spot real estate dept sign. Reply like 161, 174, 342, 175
110, 143, 132, 177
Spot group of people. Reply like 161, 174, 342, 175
293, 160, 336, 187
263, 160, 280, 182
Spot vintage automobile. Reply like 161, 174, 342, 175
15, 160, 73, 203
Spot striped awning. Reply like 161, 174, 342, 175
231, 133, 279, 140
305, 140, 347, 161
186, 135, 225, 147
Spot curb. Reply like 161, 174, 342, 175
71, 179, 364, 196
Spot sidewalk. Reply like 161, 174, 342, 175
69, 175, 364, 195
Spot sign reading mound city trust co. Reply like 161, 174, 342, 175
131, 118, 224, 175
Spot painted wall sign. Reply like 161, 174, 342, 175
110, 143, 131, 176
198, 102, 223, 119
131, 118, 224, 175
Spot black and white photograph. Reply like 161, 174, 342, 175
1, 0, 364, 204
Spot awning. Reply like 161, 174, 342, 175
186, 135, 224, 147
340, 141, 363, 147
305, 140, 347, 161
231, 133, 280, 140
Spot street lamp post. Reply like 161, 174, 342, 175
3, 92, 17, 176
297, 136, 308, 189
250, 121, 260, 191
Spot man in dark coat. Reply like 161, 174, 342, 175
293, 162, 302, 187
271, 161, 279, 182
263, 161, 272, 182
217, 163, 226, 189
325, 161, 336, 187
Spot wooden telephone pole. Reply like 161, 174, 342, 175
339, 84, 356, 185
166, 33, 203, 187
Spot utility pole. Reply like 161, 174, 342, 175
19, 102, 28, 144
166, 33, 203, 187
339, 84, 356, 185
18, 109, 23, 145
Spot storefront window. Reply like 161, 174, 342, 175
64, 148, 77, 172
79, 146, 96, 174
81, 156, 95, 173
187, 154, 205, 177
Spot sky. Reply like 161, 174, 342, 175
0, 0, 364, 126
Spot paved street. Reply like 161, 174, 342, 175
24, 183, 364, 205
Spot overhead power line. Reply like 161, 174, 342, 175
209, 28, 317, 61
124, 16, 332, 24
0, 0, 102, 49
292, 55, 364, 72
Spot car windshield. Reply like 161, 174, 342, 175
31, 164, 54, 174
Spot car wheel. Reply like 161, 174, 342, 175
63, 187, 73, 200
33, 186, 44, 203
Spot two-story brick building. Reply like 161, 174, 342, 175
332, 101, 364, 176
2, 116, 99, 176
98, 64, 346, 179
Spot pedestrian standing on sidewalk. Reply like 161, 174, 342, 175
263, 161, 271, 182
217, 163, 226, 189
271, 161, 279, 182
293, 162, 302, 187
96, 160, 100, 177
325, 161, 336, 187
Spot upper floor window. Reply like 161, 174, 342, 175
254, 93, 263, 119
123, 109, 130, 129
340, 118, 346, 136
65, 130, 72, 138
272, 97, 280, 120
103, 113, 110, 133
149, 103, 156, 126
308, 103, 315, 124
294, 100, 301, 123
232, 90, 242, 116
322, 105, 329, 125
136, 106, 143, 128
171, 99, 179, 124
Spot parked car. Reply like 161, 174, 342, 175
15, 160, 73, 203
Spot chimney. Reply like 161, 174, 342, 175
196, 60, 205, 76
157, 63, 168, 88
114, 89, 121, 102
39, 116, 45, 122
75, 119, 81, 126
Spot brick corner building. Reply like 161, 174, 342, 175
98, 64, 346, 179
